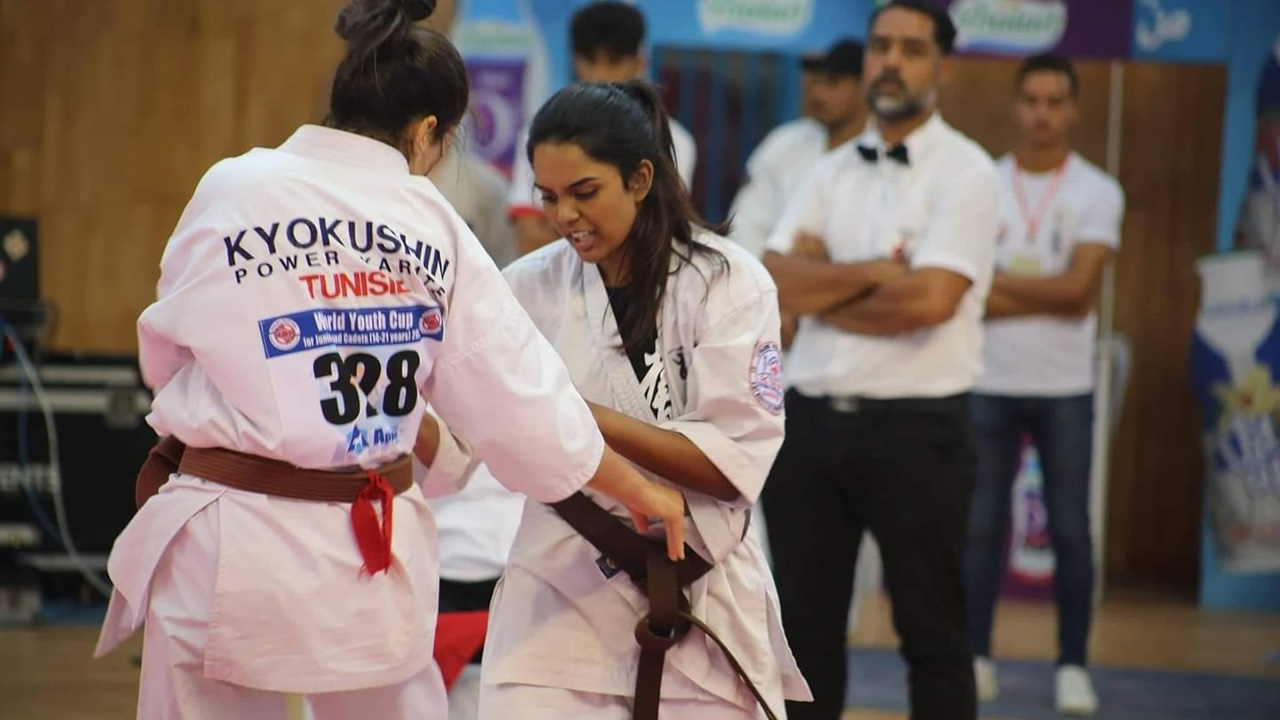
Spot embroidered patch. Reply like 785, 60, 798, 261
266, 317, 302, 352
749, 340, 784, 415
419, 305, 445, 341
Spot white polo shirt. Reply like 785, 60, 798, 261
975, 152, 1124, 396
507, 117, 697, 219
728, 118, 830, 258
766, 113, 1000, 399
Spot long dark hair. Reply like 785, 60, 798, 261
527, 80, 729, 355
325, 0, 469, 154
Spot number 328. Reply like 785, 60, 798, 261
312, 350, 420, 425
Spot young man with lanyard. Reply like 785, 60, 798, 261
760, 2, 999, 718
506, 1, 696, 257
964, 54, 1123, 717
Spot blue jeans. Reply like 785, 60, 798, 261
963, 393, 1095, 667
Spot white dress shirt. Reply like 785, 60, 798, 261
767, 113, 1000, 399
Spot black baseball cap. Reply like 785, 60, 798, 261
800, 39, 864, 78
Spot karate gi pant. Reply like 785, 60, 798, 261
134, 498, 447, 720
477, 683, 775, 720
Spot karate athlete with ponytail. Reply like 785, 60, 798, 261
94, 3, 684, 718
475, 80, 811, 720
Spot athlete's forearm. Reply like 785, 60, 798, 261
412, 411, 441, 466
587, 402, 740, 502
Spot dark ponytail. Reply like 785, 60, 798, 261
614, 81, 681, 197
527, 79, 729, 356
326, 0, 469, 152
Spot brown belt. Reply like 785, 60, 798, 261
551, 492, 779, 720
135, 437, 412, 575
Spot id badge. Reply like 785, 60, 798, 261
1008, 254, 1042, 276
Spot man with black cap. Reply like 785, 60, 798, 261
728, 38, 866, 260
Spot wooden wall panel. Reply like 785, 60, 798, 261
939, 57, 1113, 168
1108, 62, 1224, 586
0, 0, 346, 350
0, 2, 1229, 588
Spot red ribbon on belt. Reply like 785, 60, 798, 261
352, 471, 396, 575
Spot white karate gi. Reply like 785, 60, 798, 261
95, 125, 605, 719
474, 232, 812, 719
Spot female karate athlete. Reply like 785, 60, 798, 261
93, 2, 684, 718
475, 80, 812, 720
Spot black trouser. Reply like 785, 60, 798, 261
438, 577, 499, 665
762, 390, 977, 720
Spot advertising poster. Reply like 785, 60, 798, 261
1201, 0, 1280, 610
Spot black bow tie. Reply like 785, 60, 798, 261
857, 143, 909, 165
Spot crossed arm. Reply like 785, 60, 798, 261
985, 243, 1114, 319
818, 267, 973, 335
763, 249, 907, 316
764, 243, 972, 337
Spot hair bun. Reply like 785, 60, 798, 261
401, 0, 436, 22
335, 0, 435, 42
334, 1, 364, 41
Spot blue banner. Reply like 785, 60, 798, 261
522, 0, 869, 93
452, 1, 1234, 118
1130, 0, 1229, 64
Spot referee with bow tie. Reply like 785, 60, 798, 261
759, 2, 1000, 719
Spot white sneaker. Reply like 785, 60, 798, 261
1055, 665, 1099, 716
973, 656, 998, 702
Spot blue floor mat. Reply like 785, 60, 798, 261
847, 648, 1280, 720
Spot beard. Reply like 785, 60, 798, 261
866, 73, 934, 123
869, 92, 924, 122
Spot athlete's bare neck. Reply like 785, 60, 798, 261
599, 255, 630, 288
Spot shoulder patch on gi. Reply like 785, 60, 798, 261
749, 340, 784, 415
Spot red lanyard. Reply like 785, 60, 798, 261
1012, 156, 1069, 247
